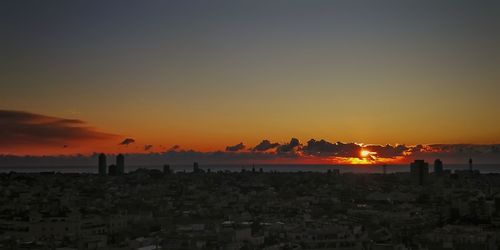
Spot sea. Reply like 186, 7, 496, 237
0, 164, 499, 174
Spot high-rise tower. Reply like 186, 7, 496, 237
193, 162, 200, 173
434, 159, 443, 175
98, 153, 107, 176
410, 160, 429, 185
163, 164, 171, 175
117, 154, 125, 175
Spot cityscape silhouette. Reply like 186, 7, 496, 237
1, 1, 500, 249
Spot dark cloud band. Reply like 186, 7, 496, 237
0, 110, 116, 149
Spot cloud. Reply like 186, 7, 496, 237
424, 144, 499, 154
252, 139, 280, 151
301, 140, 409, 159
119, 138, 135, 145
0, 109, 116, 149
363, 144, 409, 158
302, 139, 361, 157
166, 145, 180, 152
406, 144, 500, 163
276, 138, 301, 156
226, 142, 245, 152
144, 144, 153, 151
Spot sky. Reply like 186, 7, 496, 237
1, 1, 500, 164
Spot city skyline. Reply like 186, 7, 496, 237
2, 1, 500, 249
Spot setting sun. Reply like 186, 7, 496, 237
360, 150, 371, 158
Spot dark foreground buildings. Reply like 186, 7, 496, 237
1, 159, 499, 250
108, 164, 118, 176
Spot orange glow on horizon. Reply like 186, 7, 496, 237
334, 155, 406, 165
347, 157, 374, 165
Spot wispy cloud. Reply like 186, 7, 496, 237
225, 142, 245, 152
0, 110, 116, 150
119, 138, 135, 145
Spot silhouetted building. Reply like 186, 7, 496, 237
434, 159, 443, 175
98, 153, 107, 176
116, 154, 125, 175
410, 160, 429, 185
108, 164, 118, 176
193, 162, 202, 173
163, 164, 171, 174
469, 158, 473, 173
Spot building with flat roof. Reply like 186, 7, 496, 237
434, 159, 443, 175
117, 154, 125, 175
98, 153, 107, 176
411, 160, 429, 185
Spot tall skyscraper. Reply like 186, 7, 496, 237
410, 160, 429, 185
163, 164, 171, 175
98, 153, 107, 176
469, 158, 473, 173
117, 154, 125, 175
193, 162, 200, 173
434, 159, 443, 175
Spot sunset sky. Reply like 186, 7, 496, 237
1, 1, 499, 164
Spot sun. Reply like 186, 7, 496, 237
360, 150, 371, 158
